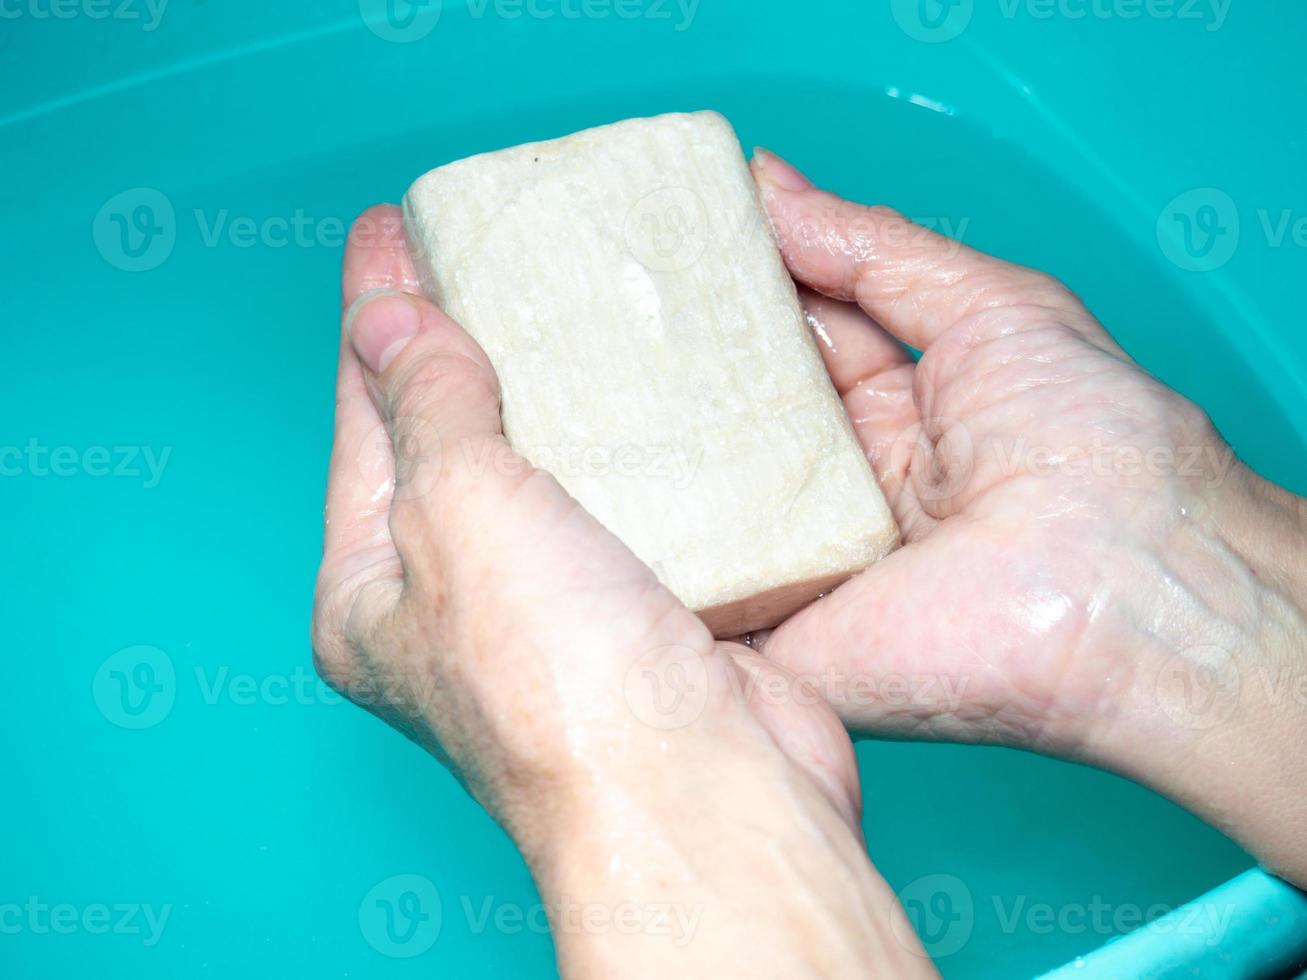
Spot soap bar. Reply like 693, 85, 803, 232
403, 111, 898, 636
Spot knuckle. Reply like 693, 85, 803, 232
388, 349, 499, 419
1160, 388, 1214, 439
861, 205, 917, 254
1014, 267, 1083, 310
310, 573, 399, 694
347, 207, 401, 250
865, 203, 906, 225
310, 588, 358, 690
388, 494, 436, 551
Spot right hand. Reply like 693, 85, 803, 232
750, 149, 1307, 883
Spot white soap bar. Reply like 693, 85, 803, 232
403, 111, 898, 636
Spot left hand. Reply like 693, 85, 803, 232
312, 204, 935, 976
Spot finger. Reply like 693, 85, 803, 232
343, 204, 424, 300
799, 289, 932, 539
314, 205, 417, 680
347, 289, 503, 447
799, 286, 911, 396
344, 270, 506, 566
752, 148, 1089, 352
321, 205, 418, 564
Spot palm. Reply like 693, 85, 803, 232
750, 154, 1230, 762
769, 294, 1224, 757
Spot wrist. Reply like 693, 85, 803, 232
1211, 462, 1307, 607
1097, 461, 1307, 883
510, 679, 933, 977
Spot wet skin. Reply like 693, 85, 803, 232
311, 152, 1307, 976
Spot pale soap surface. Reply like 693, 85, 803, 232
403, 111, 898, 633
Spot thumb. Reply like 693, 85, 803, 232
344, 287, 506, 521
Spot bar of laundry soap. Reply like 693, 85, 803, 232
403, 111, 898, 636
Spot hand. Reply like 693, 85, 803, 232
312, 206, 934, 976
749, 150, 1307, 883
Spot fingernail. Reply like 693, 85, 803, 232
345, 288, 421, 374
753, 147, 814, 192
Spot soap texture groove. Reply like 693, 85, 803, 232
403, 111, 899, 635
